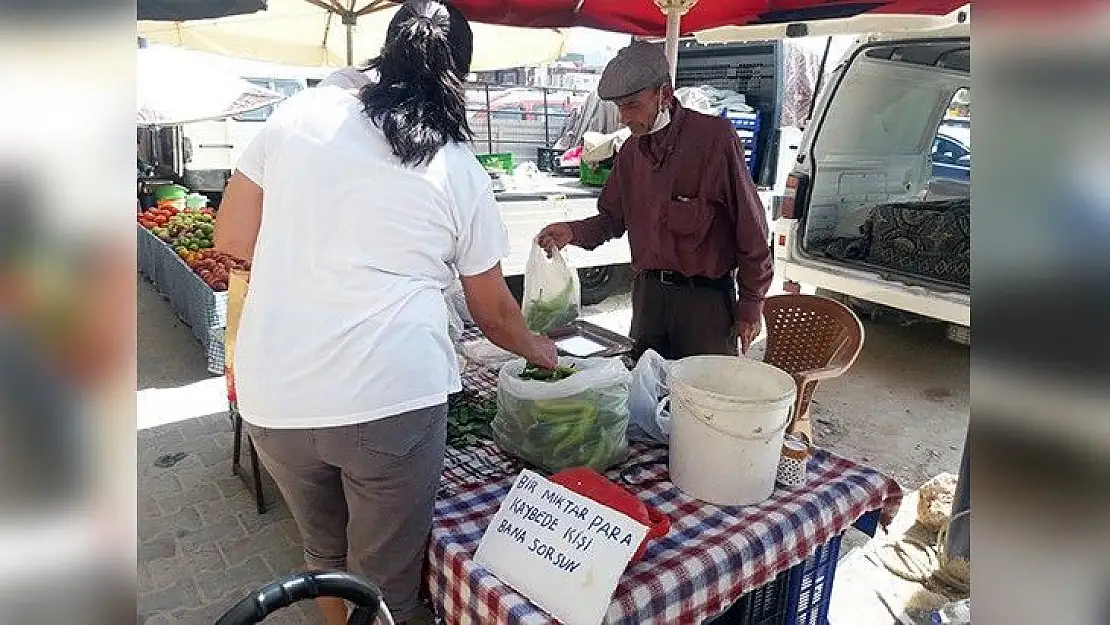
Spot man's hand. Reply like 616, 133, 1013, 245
735, 319, 762, 355
535, 223, 573, 257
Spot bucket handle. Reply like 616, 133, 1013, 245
671, 391, 793, 441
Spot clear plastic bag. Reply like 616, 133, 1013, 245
522, 243, 580, 334
628, 349, 672, 444
460, 338, 517, 369
492, 356, 631, 473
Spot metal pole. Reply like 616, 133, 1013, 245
484, 86, 493, 153
945, 431, 970, 563
542, 88, 550, 147
665, 9, 681, 86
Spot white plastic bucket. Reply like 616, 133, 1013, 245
668, 355, 797, 506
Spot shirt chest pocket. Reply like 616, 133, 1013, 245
663, 195, 713, 238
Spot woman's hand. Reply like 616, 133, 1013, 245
526, 335, 560, 370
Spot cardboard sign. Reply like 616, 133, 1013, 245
474, 470, 648, 625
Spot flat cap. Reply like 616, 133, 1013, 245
597, 41, 671, 101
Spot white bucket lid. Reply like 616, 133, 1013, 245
670, 355, 796, 407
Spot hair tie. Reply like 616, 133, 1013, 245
404, 0, 449, 20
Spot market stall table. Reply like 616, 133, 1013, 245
137, 224, 228, 374
429, 336, 902, 624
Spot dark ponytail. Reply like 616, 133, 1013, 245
360, 0, 474, 167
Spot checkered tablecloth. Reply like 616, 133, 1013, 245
138, 225, 228, 375
427, 350, 903, 625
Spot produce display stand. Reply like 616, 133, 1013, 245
137, 224, 228, 374
431, 327, 902, 625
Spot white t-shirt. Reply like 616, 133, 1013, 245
233, 86, 509, 429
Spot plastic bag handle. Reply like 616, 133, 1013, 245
670, 391, 793, 441
655, 395, 671, 426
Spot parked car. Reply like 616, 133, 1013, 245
932, 119, 971, 182
469, 89, 587, 122
774, 23, 972, 339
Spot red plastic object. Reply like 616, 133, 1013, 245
549, 467, 670, 562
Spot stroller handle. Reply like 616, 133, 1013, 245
216, 571, 386, 625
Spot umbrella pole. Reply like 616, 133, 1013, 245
664, 8, 681, 86
346, 21, 355, 66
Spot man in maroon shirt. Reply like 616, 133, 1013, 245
537, 42, 773, 360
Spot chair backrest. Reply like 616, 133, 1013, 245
762, 294, 864, 377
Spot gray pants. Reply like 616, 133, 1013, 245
245, 404, 447, 621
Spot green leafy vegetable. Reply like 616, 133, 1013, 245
524, 282, 579, 333
446, 391, 499, 449
519, 363, 578, 381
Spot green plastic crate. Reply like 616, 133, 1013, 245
477, 152, 515, 175
580, 161, 612, 187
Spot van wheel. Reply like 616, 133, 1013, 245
579, 264, 629, 306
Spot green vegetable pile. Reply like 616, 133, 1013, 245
446, 391, 498, 449
492, 389, 629, 473
519, 363, 578, 381
524, 282, 579, 334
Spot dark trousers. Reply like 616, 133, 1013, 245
630, 271, 738, 361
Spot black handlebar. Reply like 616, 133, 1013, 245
215, 571, 384, 625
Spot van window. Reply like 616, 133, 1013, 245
234, 78, 304, 122
817, 65, 953, 156
930, 88, 971, 188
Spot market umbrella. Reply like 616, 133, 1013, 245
138, 0, 267, 21
446, 0, 970, 83
136, 0, 568, 71
137, 43, 286, 126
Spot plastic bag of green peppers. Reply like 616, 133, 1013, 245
521, 243, 580, 333
492, 356, 632, 473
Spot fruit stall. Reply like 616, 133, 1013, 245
137, 198, 248, 374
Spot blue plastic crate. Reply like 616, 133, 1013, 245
785, 532, 842, 625
723, 110, 761, 133
720, 110, 761, 178
706, 533, 844, 625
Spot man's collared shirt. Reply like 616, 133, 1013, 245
569, 101, 773, 324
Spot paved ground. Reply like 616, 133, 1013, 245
138, 279, 321, 624
137, 275, 969, 624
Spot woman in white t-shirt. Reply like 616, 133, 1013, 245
213, 2, 558, 623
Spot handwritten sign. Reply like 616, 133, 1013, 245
474, 470, 648, 625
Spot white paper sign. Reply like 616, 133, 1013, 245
474, 470, 649, 625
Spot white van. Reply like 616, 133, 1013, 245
773, 23, 971, 338
180, 61, 330, 200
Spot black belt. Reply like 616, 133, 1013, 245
645, 269, 733, 291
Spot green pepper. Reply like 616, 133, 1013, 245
533, 399, 595, 420
584, 436, 613, 469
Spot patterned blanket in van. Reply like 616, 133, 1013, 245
823, 198, 970, 287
